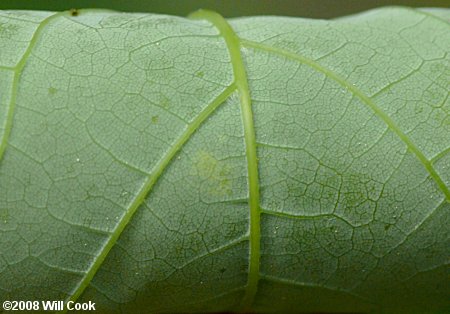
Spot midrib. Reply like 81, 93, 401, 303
190, 10, 262, 312
4, 9, 254, 311
48, 10, 264, 311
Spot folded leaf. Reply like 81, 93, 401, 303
0, 7, 449, 314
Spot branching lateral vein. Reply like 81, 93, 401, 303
0, 12, 63, 165
63, 85, 237, 311
241, 39, 450, 202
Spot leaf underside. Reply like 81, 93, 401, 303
0, 7, 449, 314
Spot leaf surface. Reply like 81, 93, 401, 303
0, 7, 449, 314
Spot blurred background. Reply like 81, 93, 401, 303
0, 0, 449, 18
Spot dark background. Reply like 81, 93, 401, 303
0, 0, 449, 18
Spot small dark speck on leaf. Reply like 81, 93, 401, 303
384, 224, 391, 231
70, 8, 79, 17
220, 267, 226, 273
151, 115, 159, 124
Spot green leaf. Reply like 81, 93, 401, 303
0, 7, 449, 314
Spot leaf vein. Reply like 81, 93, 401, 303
62, 84, 237, 310
411, 8, 450, 27
0, 12, 63, 165
240, 39, 450, 202
189, 10, 262, 312
260, 274, 371, 304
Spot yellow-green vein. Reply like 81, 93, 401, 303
241, 39, 450, 202
261, 274, 372, 304
0, 12, 63, 164
190, 10, 262, 312
63, 84, 236, 312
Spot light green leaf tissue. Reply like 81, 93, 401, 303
0, 7, 449, 314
